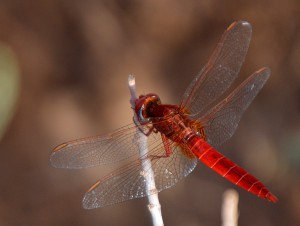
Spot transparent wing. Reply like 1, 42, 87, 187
181, 21, 252, 115
197, 67, 270, 147
50, 123, 162, 169
82, 143, 197, 209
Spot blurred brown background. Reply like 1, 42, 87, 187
0, 0, 299, 225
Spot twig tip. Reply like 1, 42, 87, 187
128, 74, 135, 87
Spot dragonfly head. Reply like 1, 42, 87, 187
135, 93, 161, 123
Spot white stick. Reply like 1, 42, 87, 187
221, 189, 239, 226
128, 74, 164, 226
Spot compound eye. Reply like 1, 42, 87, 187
138, 105, 150, 124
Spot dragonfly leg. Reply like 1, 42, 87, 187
133, 116, 154, 136
162, 134, 172, 156
149, 134, 173, 160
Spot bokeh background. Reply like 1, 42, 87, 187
0, 0, 299, 225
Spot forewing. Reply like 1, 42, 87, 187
181, 21, 252, 115
198, 68, 270, 147
82, 144, 197, 208
50, 123, 161, 169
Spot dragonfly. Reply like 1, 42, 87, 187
50, 21, 278, 209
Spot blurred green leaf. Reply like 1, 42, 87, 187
0, 43, 19, 139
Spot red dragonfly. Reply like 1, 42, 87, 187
50, 21, 278, 209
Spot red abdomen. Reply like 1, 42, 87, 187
187, 135, 278, 203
